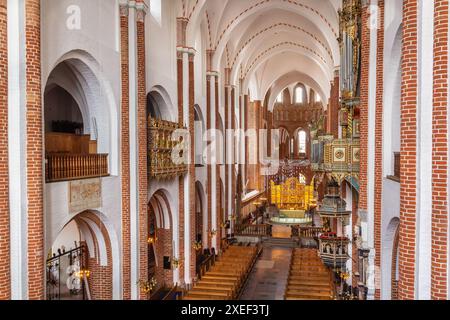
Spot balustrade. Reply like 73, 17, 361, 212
235, 224, 272, 237
298, 226, 324, 239
46, 153, 109, 183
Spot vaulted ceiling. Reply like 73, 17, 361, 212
180, 0, 341, 107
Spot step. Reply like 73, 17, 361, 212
288, 275, 330, 282
286, 290, 332, 299
197, 281, 236, 289
187, 291, 230, 299
193, 286, 234, 295
285, 295, 332, 301
287, 280, 331, 288
287, 286, 332, 295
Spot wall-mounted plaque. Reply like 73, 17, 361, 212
69, 178, 102, 214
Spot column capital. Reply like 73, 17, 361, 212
333, 66, 340, 78
206, 71, 219, 78
119, 0, 129, 16
136, 1, 148, 22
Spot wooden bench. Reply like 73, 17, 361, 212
183, 245, 259, 301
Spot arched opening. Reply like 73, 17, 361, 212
383, 217, 400, 300
44, 57, 114, 182
44, 85, 84, 134
46, 211, 115, 300
194, 105, 205, 166
195, 182, 208, 275
148, 190, 174, 295
147, 88, 174, 122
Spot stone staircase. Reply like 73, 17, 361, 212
262, 237, 299, 248
284, 248, 335, 300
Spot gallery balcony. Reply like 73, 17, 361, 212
45, 133, 109, 183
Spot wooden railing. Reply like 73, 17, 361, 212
235, 224, 272, 237
46, 153, 109, 183
298, 226, 324, 238
197, 254, 216, 280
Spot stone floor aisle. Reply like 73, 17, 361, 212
240, 246, 292, 300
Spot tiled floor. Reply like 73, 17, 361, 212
240, 246, 292, 300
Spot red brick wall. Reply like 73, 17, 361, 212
431, 0, 449, 300
359, 2, 370, 214
215, 76, 221, 253
328, 74, 340, 138
0, 0, 10, 300
188, 55, 196, 280
119, 5, 131, 300
398, 0, 418, 300
136, 10, 148, 299
154, 228, 173, 287
206, 75, 212, 248
391, 224, 400, 300
231, 87, 236, 224
26, 0, 44, 300
86, 229, 113, 300
82, 212, 113, 300
374, 0, 385, 300
224, 85, 230, 232
177, 52, 185, 284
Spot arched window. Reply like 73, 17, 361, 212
315, 94, 321, 103
295, 87, 304, 104
298, 174, 306, 184
298, 130, 307, 154
276, 92, 283, 103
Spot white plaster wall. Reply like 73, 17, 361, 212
381, 179, 400, 299
42, 0, 121, 175
45, 177, 121, 251
42, 0, 120, 111
146, 0, 178, 122
51, 220, 80, 253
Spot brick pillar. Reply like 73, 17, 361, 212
328, 70, 340, 138
431, 0, 449, 300
374, 0, 385, 300
214, 75, 221, 253
0, 0, 10, 300
244, 95, 249, 189
176, 49, 185, 285
206, 75, 212, 248
391, 226, 400, 300
176, 17, 188, 285
119, 2, 131, 300
359, 1, 370, 220
231, 87, 236, 229
398, 0, 418, 300
136, 2, 148, 300
188, 53, 196, 281
224, 81, 230, 235
206, 50, 214, 249
26, 0, 44, 300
